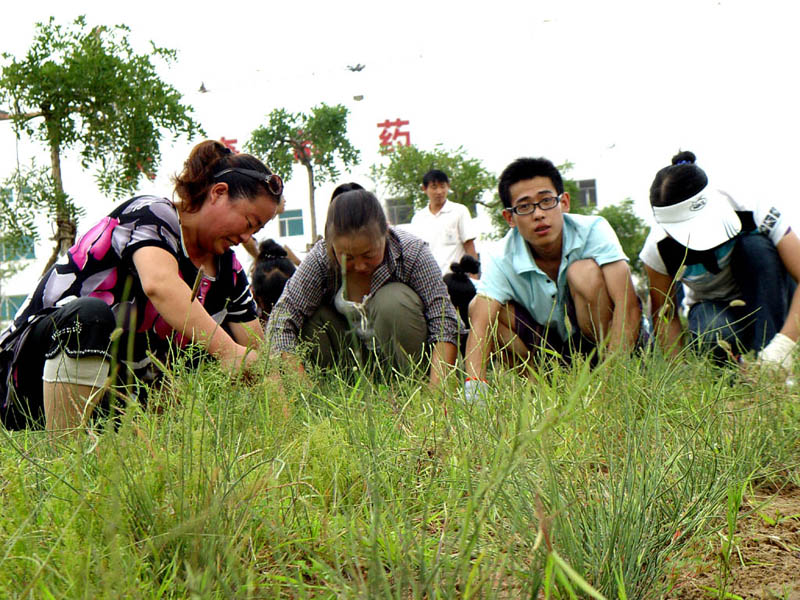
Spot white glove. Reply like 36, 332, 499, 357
464, 378, 489, 403
756, 333, 796, 371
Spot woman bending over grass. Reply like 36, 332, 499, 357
0, 140, 282, 436
266, 188, 459, 386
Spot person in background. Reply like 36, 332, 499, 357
444, 255, 481, 354
444, 255, 480, 328
641, 151, 800, 370
411, 169, 478, 275
0, 140, 282, 435
266, 188, 458, 386
251, 239, 296, 322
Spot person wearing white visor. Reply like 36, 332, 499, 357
640, 151, 800, 372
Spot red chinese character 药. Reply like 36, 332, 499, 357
220, 137, 239, 153
376, 119, 410, 150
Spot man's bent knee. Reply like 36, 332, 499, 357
567, 260, 605, 301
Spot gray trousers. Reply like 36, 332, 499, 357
300, 282, 427, 373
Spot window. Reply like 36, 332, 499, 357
279, 209, 304, 237
0, 187, 35, 260
0, 235, 35, 261
384, 198, 414, 225
576, 179, 597, 209
0, 295, 27, 321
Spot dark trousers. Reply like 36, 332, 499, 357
687, 233, 796, 360
299, 283, 428, 376
1, 297, 115, 430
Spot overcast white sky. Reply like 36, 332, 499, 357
2, 0, 800, 237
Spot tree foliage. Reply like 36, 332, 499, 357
594, 198, 650, 278
0, 176, 40, 282
246, 104, 360, 242
370, 144, 496, 218
0, 16, 202, 270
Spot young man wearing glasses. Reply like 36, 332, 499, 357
463, 157, 641, 401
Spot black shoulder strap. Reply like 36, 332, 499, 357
736, 210, 756, 233
656, 238, 721, 277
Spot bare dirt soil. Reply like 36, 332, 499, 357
671, 485, 800, 599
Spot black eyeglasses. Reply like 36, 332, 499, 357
213, 167, 284, 198
507, 194, 561, 216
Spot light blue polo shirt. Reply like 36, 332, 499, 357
476, 213, 628, 340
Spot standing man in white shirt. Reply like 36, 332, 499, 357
411, 169, 478, 275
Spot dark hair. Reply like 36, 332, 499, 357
325, 189, 388, 242
324, 189, 388, 272
498, 158, 564, 209
331, 181, 365, 201
422, 169, 450, 187
443, 255, 480, 326
251, 239, 296, 316
173, 140, 280, 212
649, 151, 708, 208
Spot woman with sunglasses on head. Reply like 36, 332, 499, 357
0, 140, 283, 436
266, 186, 459, 386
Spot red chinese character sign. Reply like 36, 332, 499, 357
220, 137, 239, 153
377, 119, 410, 151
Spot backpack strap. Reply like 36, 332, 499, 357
736, 210, 756, 233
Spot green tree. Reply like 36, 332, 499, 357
0, 180, 37, 284
0, 16, 202, 272
370, 144, 496, 219
246, 104, 360, 243
595, 198, 650, 278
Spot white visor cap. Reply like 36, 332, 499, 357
652, 188, 741, 251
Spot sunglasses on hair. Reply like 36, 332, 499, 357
213, 167, 284, 198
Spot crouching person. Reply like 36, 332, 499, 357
0, 140, 281, 438
266, 188, 459, 386
464, 157, 641, 401
641, 151, 800, 372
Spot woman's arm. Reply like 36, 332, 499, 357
776, 232, 800, 342
228, 319, 264, 348
645, 264, 683, 356
403, 239, 460, 347
133, 246, 256, 372
265, 241, 329, 354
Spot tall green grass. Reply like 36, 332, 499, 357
1, 345, 798, 598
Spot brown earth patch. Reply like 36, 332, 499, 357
671, 485, 800, 599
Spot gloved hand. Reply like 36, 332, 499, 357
464, 378, 489, 403
756, 333, 796, 371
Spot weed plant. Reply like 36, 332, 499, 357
0, 342, 798, 598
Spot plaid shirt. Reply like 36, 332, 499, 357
266, 227, 459, 353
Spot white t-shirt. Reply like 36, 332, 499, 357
639, 191, 791, 307
410, 200, 477, 274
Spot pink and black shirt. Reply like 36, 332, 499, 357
0, 196, 257, 402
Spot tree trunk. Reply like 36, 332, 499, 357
41, 135, 76, 274
304, 161, 317, 245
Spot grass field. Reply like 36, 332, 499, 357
1, 346, 798, 599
